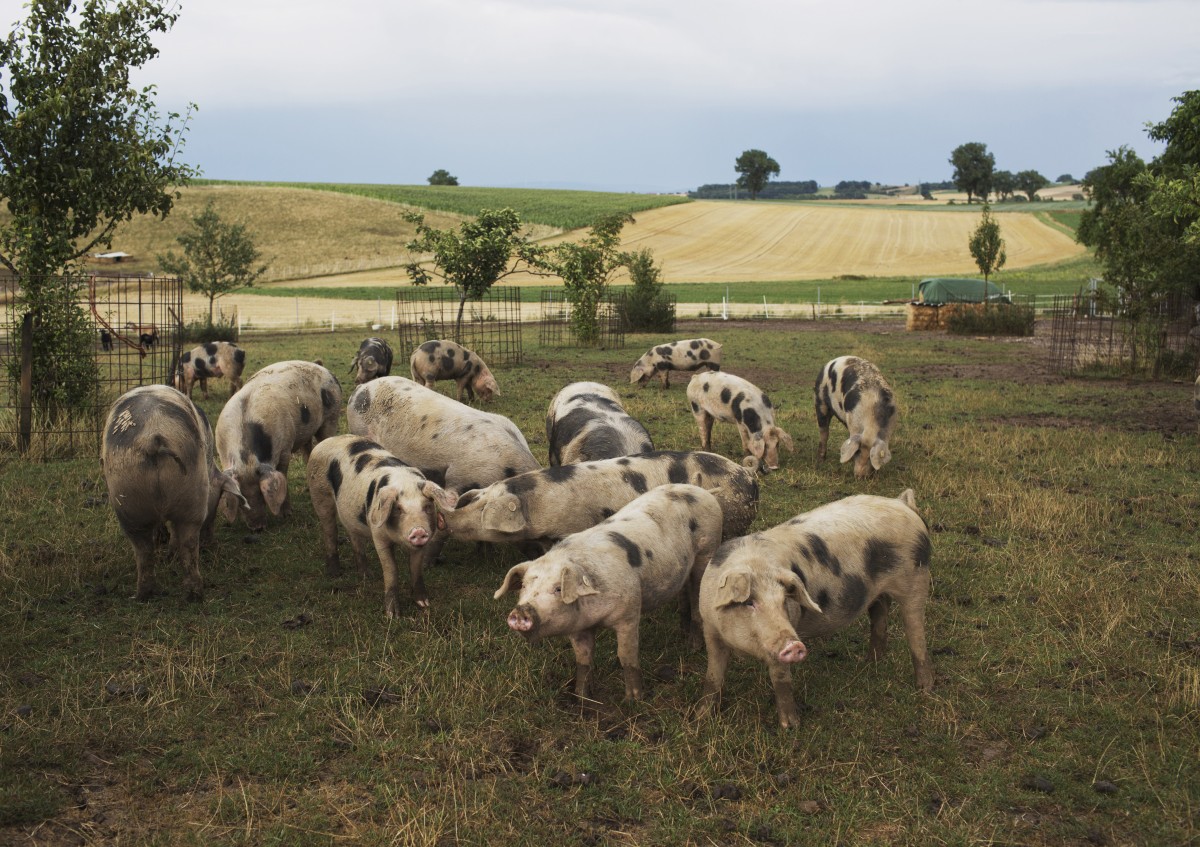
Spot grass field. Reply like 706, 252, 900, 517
1, 322, 1196, 845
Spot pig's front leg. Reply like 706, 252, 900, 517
696, 625, 731, 718
569, 629, 597, 700
767, 658, 801, 728
612, 617, 643, 700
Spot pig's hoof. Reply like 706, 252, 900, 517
416, 598, 430, 610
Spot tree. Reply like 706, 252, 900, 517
949, 142, 995, 203
969, 204, 1006, 288
992, 170, 1017, 201
428, 169, 459, 186
734, 150, 780, 200
157, 203, 269, 327
404, 208, 539, 333
1016, 169, 1050, 201
919, 183, 935, 201
532, 213, 631, 345
0, 0, 196, 415
620, 247, 673, 332
1056, 173, 1076, 184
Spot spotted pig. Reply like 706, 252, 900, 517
546, 381, 653, 466
440, 450, 759, 549
495, 484, 724, 701
696, 489, 933, 728
629, 338, 722, 389
101, 385, 244, 600
215, 360, 343, 531
814, 355, 898, 479
410, 339, 499, 403
306, 435, 457, 616
175, 341, 247, 400
349, 337, 394, 385
687, 371, 793, 472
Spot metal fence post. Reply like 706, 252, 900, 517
18, 312, 33, 455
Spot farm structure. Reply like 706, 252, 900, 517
395, 286, 523, 367
0, 275, 182, 459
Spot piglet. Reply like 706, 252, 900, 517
697, 489, 933, 728
495, 484, 724, 702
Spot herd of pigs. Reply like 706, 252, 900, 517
99, 335, 931, 727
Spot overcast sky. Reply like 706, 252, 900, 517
3, 0, 1197, 192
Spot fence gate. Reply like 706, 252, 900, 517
1, 275, 183, 460
395, 286, 523, 366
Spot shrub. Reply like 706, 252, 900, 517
619, 248, 675, 332
181, 317, 239, 345
946, 302, 1035, 336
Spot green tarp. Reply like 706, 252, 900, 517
918, 277, 1010, 305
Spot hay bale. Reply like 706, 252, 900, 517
906, 303, 941, 331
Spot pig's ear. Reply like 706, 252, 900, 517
216, 473, 246, 523
781, 573, 822, 614
715, 571, 752, 607
260, 469, 288, 515
482, 493, 527, 534
839, 434, 862, 464
870, 441, 891, 470
748, 435, 766, 459
774, 427, 794, 453
369, 486, 399, 528
494, 563, 530, 599
423, 481, 458, 511
560, 565, 599, 604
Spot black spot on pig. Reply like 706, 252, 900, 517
807, 534, 842, 575
352, 388, 371, 414
375, 456, 406, 469
180, 350, 192, 364
742, 407, 762, 434
692, 451, 729, 477
667, 457, 689, 484
720, 388, 732, 405
655, 361, 672, 371
790, 564, 808, 585
419, 341, 438, 355
708, 539, 747, 569
655, 345, 673, 357
690, 400, 700, 413
913, 534, 932, 569
622, 470, 648, 494
365, 479, 378, 511
348, 439, 376, 455
248, 423, 274, 463
545, 465, 578, 483
321, 388, 337, 410
505, 474, 540, 498
299, 405, 311, 425
357, 506, 367, 525
816, 588, 831, 610
667, 488, 698, 505
234, 348, 246, 366
355, 453, 373, 473
690, 340, 701, 349
839, 575, 867, 614
608, 532, 643, 567
689, 518, 699, 534
843, 388, 861, 414
875, 394, 896, 429
503, 466, 518, 478
600, 508, 615, 519
865, 538, 901, 579
327, 461, 343, 496
204, 342, 219, 356
699, 349, 711, 361
421, 468, 447, 487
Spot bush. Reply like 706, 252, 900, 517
181, 317, 239, 345
619, 249, 675, 332
946, 302, 1035, 336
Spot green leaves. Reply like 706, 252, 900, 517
733, 149, 780, 200
969, 204, 1006, 283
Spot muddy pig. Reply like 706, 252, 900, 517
687, 371, 793, 472
102, 385, 244, 600
349, 337, 394, 385
441, 449, 758, 548
495, 484, 724, 701
307, 435, 457, 616
629, 338, 722, 389
215, 360, 343, 531
546, 381, 653, 466
696, 489, 933, 728
175, 341, 247, 400
814, 355, 898, 479
409, 339, 499, 403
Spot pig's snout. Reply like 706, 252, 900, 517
407, 527, 430, 547
778, 639, 808, 664
507, 604, 537, 634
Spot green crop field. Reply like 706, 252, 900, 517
196, 180, 692, 231
1, 321, 1195, 845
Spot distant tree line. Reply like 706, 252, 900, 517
690, 180, 819, 200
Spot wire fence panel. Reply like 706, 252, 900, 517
395, 286, 523, 367
538, 290, 627, 348
1, 275, 183, 460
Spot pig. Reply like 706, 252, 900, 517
687, 371, 793, 472
814, 355, 898, 479
306, 435, 458, 616
346, 376, 538, 494
630, 338, 722, 389
349, 337, 394, 385
101, 385, 244, 600
215, 360, 343, 531
546, 381, 653, 466
175, 341, 247, 399
440, 450, 759, 548
125, 322, 158, 349
696, 489, 933, 728
409, 339, 500, 403
495, 484, 724, 701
